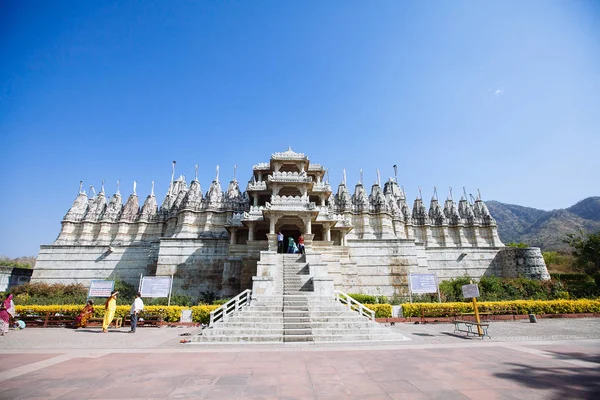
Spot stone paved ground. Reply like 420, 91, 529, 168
1, 319, 599, 399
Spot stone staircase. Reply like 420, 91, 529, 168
194, 253, 408, 344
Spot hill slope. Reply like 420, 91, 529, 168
487, 197, 600, 252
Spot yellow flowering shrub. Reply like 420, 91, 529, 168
364, 304, 392, 318
15, 304, 221, 323
401, 299, 600, 317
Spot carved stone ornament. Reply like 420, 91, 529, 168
64, 192, 89, 221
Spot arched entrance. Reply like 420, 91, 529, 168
276, 216, 305, 252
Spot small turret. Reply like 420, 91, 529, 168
335, 181, 352, 211
103, 192, 123, 222
64, 182, 89, 221
139, 183, 158, 222
412, 192, 429, 225
120, 182, 140, 222
181, 179, 202, 210
84, 189, 107, 222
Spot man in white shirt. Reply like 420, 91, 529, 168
129, 292, 144, 333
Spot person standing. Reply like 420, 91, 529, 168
287, 236, 295, 254
102, 290, 118, 333
0, 294, 13, 336
129, 292, 144, 333
277, 231, 284, 254
298, 234, 305, 254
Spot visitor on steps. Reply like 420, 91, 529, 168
277, 231, 284, 253
298, 234, 305, 254
287, 236, 296, 253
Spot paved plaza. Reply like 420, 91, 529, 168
1, 318, 599, 399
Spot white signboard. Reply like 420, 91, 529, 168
88, 280, 115, 297
409, 274, 438, 294
140, 276, 172, 298
180, 309, 192, 323
462, 284, 480, 298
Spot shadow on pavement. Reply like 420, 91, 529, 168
495, 363, 600, 400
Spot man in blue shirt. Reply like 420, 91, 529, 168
277, 231, 284, 253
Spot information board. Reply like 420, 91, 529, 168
140, 276, 172, 298
88, 280, 115, 297
409, 274, 438, 294
461, 284, 480, 298
180, 309, 192, 323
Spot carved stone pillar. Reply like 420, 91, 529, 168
303, 233, 314, 253
269, 218, 276, 234
229, 228, 237, 245
266, 233, 278, 252
253, 193, 258, 207
248, 222, 254, 241
305, 218, 312, 234
325, 225, 331, 241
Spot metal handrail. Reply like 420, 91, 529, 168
333, 290, 375, 321
209, 289, 252, 327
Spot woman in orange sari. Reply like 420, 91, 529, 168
102, 291, 118, 333
72, 300, 94, 328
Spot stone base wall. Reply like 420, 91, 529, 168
424, 247, 504, 280
33, 243, 158, 285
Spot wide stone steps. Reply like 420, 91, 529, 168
194, 254, 408, 344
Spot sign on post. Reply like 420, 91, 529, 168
461, 284, 480, 298
409, 274, 438, 294
88, 280, 115, 298
408, 273, 441, 303
140, 276, 172, 298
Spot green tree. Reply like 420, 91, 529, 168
564, 231, 600, 275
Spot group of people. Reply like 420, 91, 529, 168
277, 231, 305, 254
0, 290, 145, 334
98, 290, 145, 333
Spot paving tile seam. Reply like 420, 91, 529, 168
0, 353, 74, 382
2, 338, 599, 356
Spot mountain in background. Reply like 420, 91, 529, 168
487, 197, 600, 252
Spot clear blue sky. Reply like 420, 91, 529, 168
1, 1, 599, 258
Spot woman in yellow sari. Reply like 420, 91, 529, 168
102, 290, 118, 333
73, 300, 94, 328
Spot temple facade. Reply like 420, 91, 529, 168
33, 148, 550, 299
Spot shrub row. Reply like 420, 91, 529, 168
401, 299, 600, 317
15, 305, 220, 324
363, 304, 392, 318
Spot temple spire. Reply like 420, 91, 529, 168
359, 169, 363, 184
449, 186, 453, 201
151, 181, 155, 196
477, 188, 482, 200
194, 165, 199, 182
393, 165, 398, 182
432, 186, 438, 201
376, 169, 381, 186
116, 180, 120, 195
418, 186, 422, 200
463, 187, 468, 200
233, 165, 237, 182
215, 165, 220, 183
100, 180, 105, 194
89, 185, 96, 198
79, 181, 83, 194
342, 168, 347, 185
133, 181, 137, 195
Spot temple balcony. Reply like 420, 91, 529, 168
246, 181, 267, 191
268, 171, 313, 183
266, 195, 316, 211
311, 182, 332, 193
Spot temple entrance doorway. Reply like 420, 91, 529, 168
276, 216, 305, 253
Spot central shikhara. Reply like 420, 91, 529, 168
34, 148, 549, 298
